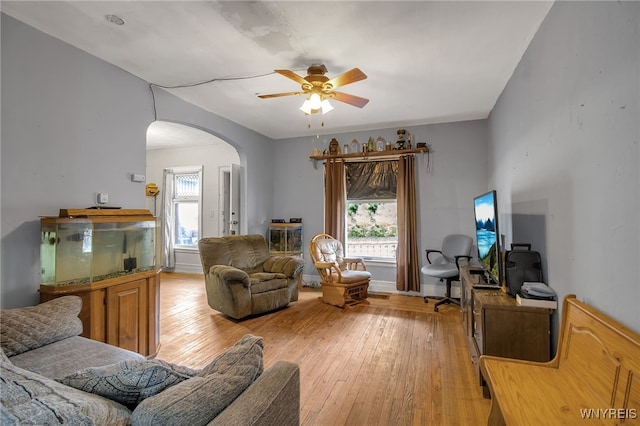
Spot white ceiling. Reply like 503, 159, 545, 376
2, 1, 553, 144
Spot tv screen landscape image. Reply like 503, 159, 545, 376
473, 190, 500, 284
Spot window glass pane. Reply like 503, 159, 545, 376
175, 202, 199, 246
346, 200, 397, 259
175, 174, 199, 197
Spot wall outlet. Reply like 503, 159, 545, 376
131, 173, 146, 182
97, 192, 109, 204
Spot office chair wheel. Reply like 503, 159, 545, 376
434, 305, 439, 312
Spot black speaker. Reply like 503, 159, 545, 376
504, 243, 543, 298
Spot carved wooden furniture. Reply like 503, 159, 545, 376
480, 295, 640, 425
309, 233, 370, 308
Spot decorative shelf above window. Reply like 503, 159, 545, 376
309, 146, 429, 168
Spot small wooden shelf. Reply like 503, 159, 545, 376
309, 146, 428, 168
310, 146, 428, 161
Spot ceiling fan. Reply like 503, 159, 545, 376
258, 64, 369, 114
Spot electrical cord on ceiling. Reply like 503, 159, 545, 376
148, 69, 305, 121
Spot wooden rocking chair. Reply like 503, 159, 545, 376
309, 233, 371, 308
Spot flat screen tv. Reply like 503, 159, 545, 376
473, 190, 501, 285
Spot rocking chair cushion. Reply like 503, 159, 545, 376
329, 269, 372, 284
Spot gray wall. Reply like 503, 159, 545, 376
488, 1, 640, 331
0, 14, 273, 308
272, 120, 488, 295
1, 13, 150, 308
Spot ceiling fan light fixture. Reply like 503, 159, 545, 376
299, 99, 313, 114
308, 92, 322, 110
299, 98, 333, 115
320, 99, 334, 114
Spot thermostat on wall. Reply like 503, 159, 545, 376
97, 192, 109, 204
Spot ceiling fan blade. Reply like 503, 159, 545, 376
324, 68, 367, 90
331, 91, 369, 108
258, 91, 305, 99
274, 69, 309, 86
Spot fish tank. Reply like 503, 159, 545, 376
40, 209, 159, 286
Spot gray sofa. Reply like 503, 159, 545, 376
0, 296, 300, 425
198, 234, 305, 319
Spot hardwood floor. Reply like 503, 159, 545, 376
156, 272, 490, 425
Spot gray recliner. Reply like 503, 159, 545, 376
421, 234, 473, 312
198, 234, 304, 319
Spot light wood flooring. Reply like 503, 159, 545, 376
156, 272, 490, 425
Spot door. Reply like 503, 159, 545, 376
219, 167, 230, 236
229, 163, 241, 235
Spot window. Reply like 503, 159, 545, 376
346, 200, 397, 260
345, 161, 398, 261
173, 171, 201, 247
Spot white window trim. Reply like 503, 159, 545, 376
172, 166, 203, 249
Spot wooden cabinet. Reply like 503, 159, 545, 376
40, 269, 160, 358
460, 265, 551, 397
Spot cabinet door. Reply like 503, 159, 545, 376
107, 279, 148, 355
483, 308, 550, 361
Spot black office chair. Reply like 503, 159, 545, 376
421, 234, 473, 311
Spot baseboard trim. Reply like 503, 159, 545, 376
173, 263, 203, 275
302, 274, 460, 298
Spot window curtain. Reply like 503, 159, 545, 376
346, 161, 398, 200
161, 169, 175, 270
324, 159, 346, 243
396, 155, 420, 292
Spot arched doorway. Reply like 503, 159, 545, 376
146, 121, 241, 273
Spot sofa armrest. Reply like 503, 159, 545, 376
209, 265, 250, 287
208, 360, 300, 426
262, 256, 304, 278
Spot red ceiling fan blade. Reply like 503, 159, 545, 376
324, 68, 367, 90
331, 91, 369, 108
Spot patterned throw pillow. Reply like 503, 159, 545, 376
57, 359, 199, 406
